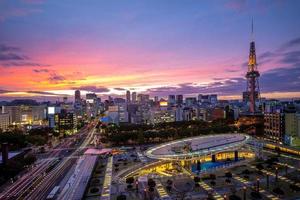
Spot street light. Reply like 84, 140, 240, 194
275, 167, 278, 182
256, 178, 260, 193
266, 174, 269, 189
144, 188, 147, 199
243, 186, 247, 200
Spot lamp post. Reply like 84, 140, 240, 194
266, 174, 269, 189
256, 178, 260, 193
243, 186, 247, 200
275, 167, 278, 182
144, 188, 147, 200
135, 180, 138, 192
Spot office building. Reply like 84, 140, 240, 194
3, 105, 46, 125
132, 92, 137, 103
168, 95, 176, 105
284, 105, 300, 146
264, 112, 285, 143
150, 109, 175, 124
185, 97, 197, 106
137, 94, 150, 103
75, 90, 81, 102
126, 90, 131, 103
176, 95, 183, 105
54, 110, 77, 135
0, 109, 10, 131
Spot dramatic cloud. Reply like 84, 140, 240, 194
146, 61, 300, 97
0, 43, 50, 68
0, 53, 26, 61
0, 89, 12, 94
26, 91, 67, 96
72, 86, 110, 93
260, 65, 300, 93
280, 51, 300, 64
0, 44, 20, 52
280, 37, 300, 50
48, 73, 65, 83
146, 78, 246, 97
33, 69, 49, 73
2, 62, 50, 67
114, 87, 126, 91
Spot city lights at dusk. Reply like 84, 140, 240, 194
1, 1, 300, 200
1, 0, 300, 101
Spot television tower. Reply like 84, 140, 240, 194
245, 19, 260, 114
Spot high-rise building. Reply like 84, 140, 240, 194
132, 92, 137, 103
75, 90, 81, 102
284, 104, 299, 146
264, 112, 285, 143
54, 110, 77, 135
209, 94, 218, 104
86, 93, 98, 117
3, 105, 46, 125
137, 94, 149, 103
150, 109, 175, 124
126, 90, 131, 103
86, 93, 97, 103
185, 97, 197, 106
244, 21, 261, 114
0, 107, 10, 131
168, 95, 176, 105
176, 95, 183, 105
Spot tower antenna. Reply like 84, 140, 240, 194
251, 17, 254, 41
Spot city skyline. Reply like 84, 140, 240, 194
1, 0, 300, 101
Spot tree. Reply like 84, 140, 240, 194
225, 172, 232, 179
194, 176, 200, 183
209, 174, 216, 180
117, 194, 126, 200
126, 177, 134, 185
23, 154, 37, 166
167, 179, 173, 185
273, 187, 284, 196
148, 178, 156, 188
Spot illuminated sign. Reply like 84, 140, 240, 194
159, 101, 168, 107
48, 107, 55, 114
86, 99, 94, 104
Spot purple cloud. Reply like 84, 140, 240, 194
48, 73, 65, 83
72, 86, 110, 93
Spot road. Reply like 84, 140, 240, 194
0, 125, 95, 200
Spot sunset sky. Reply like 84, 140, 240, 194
1, 0, 300, 101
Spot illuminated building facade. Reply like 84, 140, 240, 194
264, 112, 285, 143
0, 111, 10, 131
3, 105, 46, 125
54, 110, 77, 135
